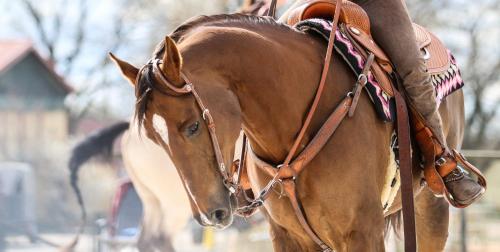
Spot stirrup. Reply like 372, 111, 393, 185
442, 150, 487, 208
426, 150, 487, 208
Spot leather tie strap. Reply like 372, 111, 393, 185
349, 53, 374, 117
394, 78, 417, 252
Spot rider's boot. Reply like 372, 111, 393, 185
406, 69, 485, 207
353, 0, 485, 207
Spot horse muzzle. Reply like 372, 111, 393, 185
194, 206, 233, 229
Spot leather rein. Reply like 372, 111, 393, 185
141, 1, 416, 250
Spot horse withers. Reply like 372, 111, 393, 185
111, 14, 462, 251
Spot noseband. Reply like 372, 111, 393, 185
138, 59, 238, 194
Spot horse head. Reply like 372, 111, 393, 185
110, 36, 242, 229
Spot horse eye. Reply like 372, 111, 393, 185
186, 121, 200, 137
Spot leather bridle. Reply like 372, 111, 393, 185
138, 59, 239, 194
138, 1, 417, 250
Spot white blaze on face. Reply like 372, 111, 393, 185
152, 114, 169, 145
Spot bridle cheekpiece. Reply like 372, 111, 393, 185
139, 58, 239, 194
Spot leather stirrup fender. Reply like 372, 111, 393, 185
409, 100, 487, 205
409, 103, 447, 195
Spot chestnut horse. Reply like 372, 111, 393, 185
68, 5, 274, 252
111, 14, 462, 251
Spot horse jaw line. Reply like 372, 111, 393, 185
184, 180, 213, 226
152, 114, 170, 145
151, 113, 213, 225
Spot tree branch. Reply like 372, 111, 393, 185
62, 0, 88, 75
20, 0, 55, 61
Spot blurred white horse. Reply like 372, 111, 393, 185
69, 120, 191, 252
122, 122, 191, 251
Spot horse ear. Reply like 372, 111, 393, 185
160, 36, 183, 85
109, 52, 139, 86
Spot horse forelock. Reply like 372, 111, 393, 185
135, 13, 295, 130
134, 64, 155, 130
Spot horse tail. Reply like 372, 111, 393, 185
68, 121, 130, 231
385, 210, 403, 238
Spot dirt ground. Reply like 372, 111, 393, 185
3, 207, 500, 252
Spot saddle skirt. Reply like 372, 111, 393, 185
287, 0, 465, 122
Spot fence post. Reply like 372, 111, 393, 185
460, 209, 467, 252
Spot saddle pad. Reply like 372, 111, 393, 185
295, 18, 465, 122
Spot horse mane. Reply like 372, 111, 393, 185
152, 14, 291, 61
135, 14, 295, 128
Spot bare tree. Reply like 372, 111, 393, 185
9, 0, 231, 120
19, 0, 89, 76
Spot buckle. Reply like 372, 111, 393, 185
202, 109, 210, 120
357, 73, 368, 85
435, 157, 447, 167
421, 47, 431, 60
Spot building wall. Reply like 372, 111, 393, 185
0, 51, 69, 162
0, 109, 68, 161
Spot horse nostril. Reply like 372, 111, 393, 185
211, 208, 229, 223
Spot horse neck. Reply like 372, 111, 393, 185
183, 24, 355, 164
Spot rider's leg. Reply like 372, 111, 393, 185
353, 0, 445, 144
352, 0, 484, 206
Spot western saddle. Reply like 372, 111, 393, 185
286, 0, 451, 97
284, 0, 466, 197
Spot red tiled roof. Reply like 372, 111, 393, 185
0, 39, 73, 93
0, 40, 32, 73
